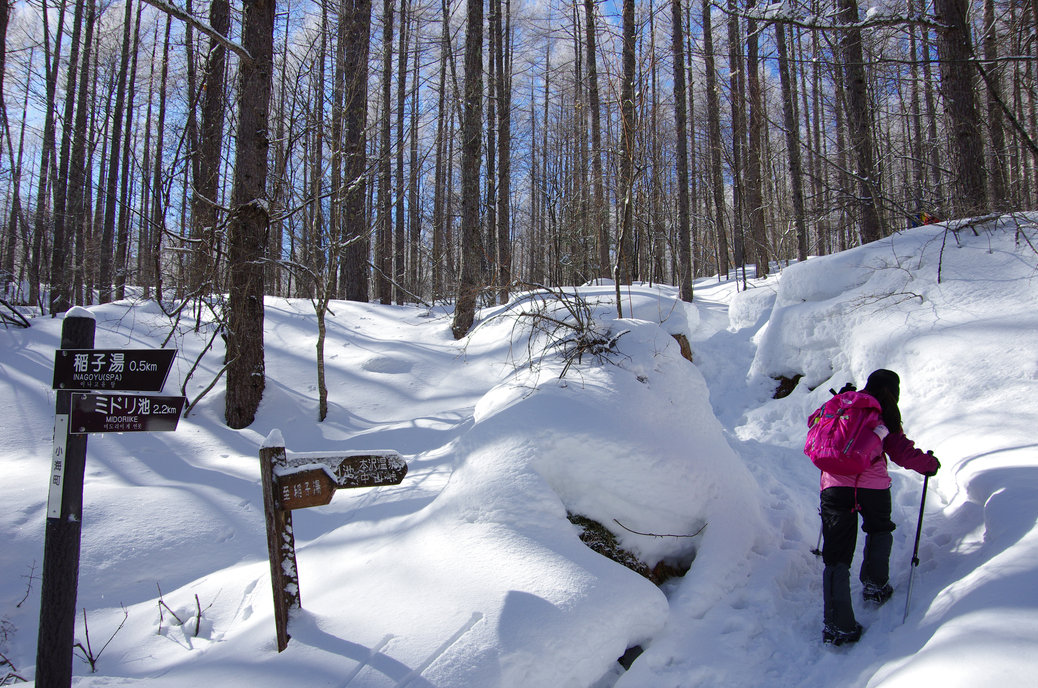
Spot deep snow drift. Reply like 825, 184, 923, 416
2, 214, 1037, 687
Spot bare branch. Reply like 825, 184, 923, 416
140, 0, 251, 63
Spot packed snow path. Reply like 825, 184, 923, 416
618, 278, 943, 686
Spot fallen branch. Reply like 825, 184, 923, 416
0, 299, 30, 328
613, 519, 707, 538
1, 647, 27, 684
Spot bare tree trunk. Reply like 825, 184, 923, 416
394, 0, 409, 302
982, 0, 1008, 208
225, 0, 276, 429
60, 0, 96, 310
145, 15, 171, 300
495, 0, 512, 301
337, 0, 373, 304
451, 0, 483, 338
485, 0, 497, 288
408, 39, 421, 297
376, 0, 394, 304
97, 0, 135, 303
934, 0, 988, 216
727, 0, 746, 282
115, 0, 143, 300
49, 0, 87, 313
31, 0, 67, 307
701, 0, 728, 276
921, 17, 944, 210
584, 0, 608, 279
908, 0, 925, 214
3, 45, 31, 287
837, 0, 883, 243
744, 3, 768, 277
684, 0, 699, 279
775, 21, 807, 262
615, 0, 636, 300
431, 0, 450, 299
671, 0, 692, 300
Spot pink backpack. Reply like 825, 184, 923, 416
804, 391, 883, 475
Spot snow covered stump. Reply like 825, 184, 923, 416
258, 430, 407, 652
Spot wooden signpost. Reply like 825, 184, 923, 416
37, 311, 183, 688
259, 432, 407, 652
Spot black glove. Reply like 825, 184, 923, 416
924, 450, 940, 477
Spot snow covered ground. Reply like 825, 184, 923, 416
2, 214, 1037, 687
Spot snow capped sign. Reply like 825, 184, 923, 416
52, 348, 176, 391
280, 451, 408, 488
259, 439, 408, 651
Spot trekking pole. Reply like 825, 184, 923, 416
811, 512, 823, 556
902, 474, 930, 624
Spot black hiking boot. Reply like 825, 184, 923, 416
862, 583, 894, 607
823, 622, 863, 647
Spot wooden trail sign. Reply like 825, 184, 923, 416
259, 434, 407, 651
52, 348, 176, 391
38, 316, 186, 688
70, 393, 186, 434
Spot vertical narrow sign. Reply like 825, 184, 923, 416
47, 414, 69, 519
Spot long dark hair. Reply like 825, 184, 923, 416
863, 369, 902, 434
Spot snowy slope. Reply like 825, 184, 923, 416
2, 214, 1037, 687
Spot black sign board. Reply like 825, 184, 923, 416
53, 348, 176, 391
70, 393, 186, 434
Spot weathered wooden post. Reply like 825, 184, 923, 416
258, 430, 407, 652
39, 320, 182, 685
36, 308, 94, 688
259, 430, 299, 652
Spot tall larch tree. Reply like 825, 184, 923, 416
671, 0, 692, 300
226, 0, 276, 429
836, 0, 883, 243
934, 0, 988, 216
452, 0, 484, 339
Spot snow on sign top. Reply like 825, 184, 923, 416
277, 450, 408, 490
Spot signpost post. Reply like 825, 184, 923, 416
259, 432, 407, 652
37, 317, 181, 688
36, 311, 94, 688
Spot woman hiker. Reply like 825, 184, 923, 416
816, 369, 940, 646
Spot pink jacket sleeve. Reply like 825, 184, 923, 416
883, 431, 937, 475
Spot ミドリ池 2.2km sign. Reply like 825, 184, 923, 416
69, 393, 186, 434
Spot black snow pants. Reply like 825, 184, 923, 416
820, 486, 895, 631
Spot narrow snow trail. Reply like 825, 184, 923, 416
619, 278, 905, 687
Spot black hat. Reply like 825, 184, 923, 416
864, 369, 900, 402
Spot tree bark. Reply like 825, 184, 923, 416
934, 0, 988, 216
614, 0, 636, 299
836, 0, 883, 243
225, 0, 276, 429
49, 0, 86, 313
495, 0, 512, 301
584, 0, 608, 279
701, 0, 728, 277
744, 3, 768, 277
451, 0, 483, 338
671, 0, 692, 300
982, 0, 1008, 208
376, 0, 394, 304
775, 21, 808, 262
